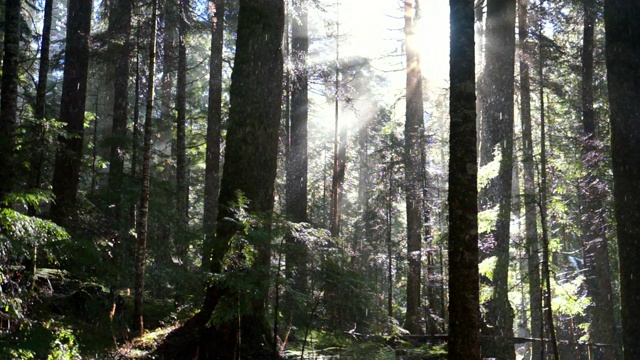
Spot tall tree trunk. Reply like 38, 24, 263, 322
0, 0, 21, 203
579, 1, 617, 359
538, 27, 560, 359
448, 0, 480, 358
285, 0, 309, 326
329, 2, 344, 238
30, 0, 53, 196
604, 1, 640, 359
133, 0, 158, 335
481, 0, 516, 358
517, 0, 542, 358
155, 1, 285, 358
175, 0, 190, 263
107, 0, 134, 223
202, 0, 224, 271
51, 0, 93, 222
387, 170, 394, 318
403, 0, 424, 336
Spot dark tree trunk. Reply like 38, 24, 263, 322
538, 32, 560, 359
202, 0, 224, 271
155, 1, 285, 358
403, 0, 424, 336
517, 0, 542, 358
175, 0, 190, 263
329, 10, 344, 238
579, 2, 617, 359
106, 0, 134, 223
448, 0, 480, 358
0, 0, 21, 202
604, 1, 640, 359
30, 0, 53, 195
133, 0, 158, 336
285, 0, 309, 326
51, 0, 93, 222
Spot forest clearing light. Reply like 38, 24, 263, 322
307, 0, 451, 134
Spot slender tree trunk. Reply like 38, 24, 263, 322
518, 0, 542, 358
387, 171, 394, 318
51, 0, 93, 222
329, 2, 344, 238
133, 0, 158, 335
128, 24, 142, 271
603, 1, 640, 359
0, 0, 21, 203
284, 0, 309, 326
30, 0, 53, 196
202, 0, 224, 271
448, 0, 480, 358
403, 0, 424, 335
538, 28, 560, 359
107, 0, 133, 223
579, 2, 617, 359
175, 0, 190, 263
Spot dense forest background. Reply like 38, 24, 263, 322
1, 0, 639, 359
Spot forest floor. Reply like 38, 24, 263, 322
1, 273, 447, 359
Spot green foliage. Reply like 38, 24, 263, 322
0, 322, 80, 360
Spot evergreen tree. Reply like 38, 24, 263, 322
51, 0, 93, 222
448, 0, 480, 357
604, 0, 640, 358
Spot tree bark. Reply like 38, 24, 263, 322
106, 0, 134, 223
579, 2, 617, 359
538, 28, 560, 359
403, 0, 424, 336
604, 1, 640, 359
155, 1, 285, 358
329, 4, 345, 238
51, 0, 93, 222
285, 0, 309, 327
202, 0, 224, 271
517, 0, 543, 358
30, 0, 53, 196
133, 0, 158, 335
0, 0, 21, 203
480, 0, 516, 358
175, 0, 190, 263
448, 0, 480, 358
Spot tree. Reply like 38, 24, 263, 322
329, 2, 346, 238
479, 0, 516, 358
579, 1, 616, 358
403, 0, 424, 335
448, 0, 480, 357
156, 0, 285, 357
175, 0, 190, 263
604, 0, 640, 359
517, 0, 542, 357
133, 0, 158, 335
285, 0, 310, 326
51, 0, 93, 222
202, 0, 225, 271
106, 0, 134, 223
30, 0, 54, 197
0, 0, 21, 203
